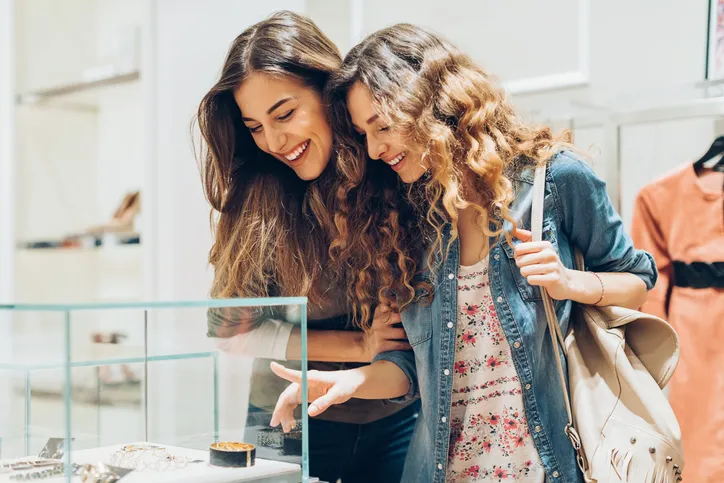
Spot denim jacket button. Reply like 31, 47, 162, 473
535, 425, 541, 433
448, 273, 455, 280
553, 471, 560, 478
496, 296, 503, 303
444, 369, 450, 376
441, 417, 447, 423
525, 383, 531, 390
447, 322, 453, 329
437, 464, 443, 470
513, 341, 521, 349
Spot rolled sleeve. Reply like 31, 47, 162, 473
207, 305, 293, 360
373, 349, 419, 403
550, 151, 658, 290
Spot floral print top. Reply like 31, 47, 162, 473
446, 257, 545, 482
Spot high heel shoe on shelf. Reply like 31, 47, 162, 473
18, 191, 142, 249
87, 190, 141, 236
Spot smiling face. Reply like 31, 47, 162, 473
346, 82, 428, 184
234, 72, 333, 181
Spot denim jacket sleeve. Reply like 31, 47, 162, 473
549, 151, 658, 289
373, 349, 419, 402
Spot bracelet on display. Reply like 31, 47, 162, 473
0, 458, 60, 472
257, 428, 285, 449
282, 432, 302, 456
209, 442, 256, 468
9, 463, 82, 481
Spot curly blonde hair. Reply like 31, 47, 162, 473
326, 24, 572, 327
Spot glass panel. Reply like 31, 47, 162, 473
0, 298, 308, 482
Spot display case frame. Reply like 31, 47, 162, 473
0, 296, 309, 482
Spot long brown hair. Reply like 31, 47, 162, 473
326, 24, 571, 324
195, 11, 342, 305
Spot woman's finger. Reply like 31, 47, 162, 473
270, 382, 300, 430
380, 340, 413, 353
381, 327, 408, 340
513, 241, 552, 256
513, 228, 533, 242
375, 311, 402, 325
520, 263, 558, 278
270, 361, 303, 384
515, 250, 556, 267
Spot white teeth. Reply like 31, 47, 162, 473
387, 152, 406, 166
285, 140, 310, 161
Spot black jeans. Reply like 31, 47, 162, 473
308, 400, 420, 483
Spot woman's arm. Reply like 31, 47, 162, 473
565, 270, 647, 309
513, 232, 649, 309
209, 305, 411, 362
511, 152, 657, 310
549, 152, 658, 290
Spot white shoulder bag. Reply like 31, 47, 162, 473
532, 164, 685, 483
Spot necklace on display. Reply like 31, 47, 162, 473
108, 444, 200, 471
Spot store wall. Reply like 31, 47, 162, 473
0, 0, 16, 438
150, 0, 301, 304
302, 0, 712, 220
94, 0, 145, 222
146, 0, 306, 444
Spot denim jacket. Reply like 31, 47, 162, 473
374, 151, 657, 483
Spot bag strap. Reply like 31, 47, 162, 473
531, 164, 586, 468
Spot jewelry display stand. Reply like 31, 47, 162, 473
0, 298, 311, 483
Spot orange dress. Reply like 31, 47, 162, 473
631, 163, 724, 483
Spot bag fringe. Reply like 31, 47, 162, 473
603, 445, 677, 483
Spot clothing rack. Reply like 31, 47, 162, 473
547, 96, 724, 213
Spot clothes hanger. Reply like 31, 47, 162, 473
693, 136, 724, 175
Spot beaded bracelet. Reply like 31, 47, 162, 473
592, 272, 605, 306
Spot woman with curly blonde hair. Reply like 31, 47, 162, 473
270, 24, 658, 483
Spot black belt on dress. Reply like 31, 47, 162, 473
672, 261, 724, 289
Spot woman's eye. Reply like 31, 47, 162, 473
379, 126, 390, 132
278, 109, 295, 121
248, 125, 262, 134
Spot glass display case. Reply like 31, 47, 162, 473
0, 297, 309, 482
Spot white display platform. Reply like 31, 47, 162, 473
0, 442, 302, 483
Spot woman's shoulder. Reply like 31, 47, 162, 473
547, 149, 599, 184
508, 149, 597, 187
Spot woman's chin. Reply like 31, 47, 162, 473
291, 157, 327, 181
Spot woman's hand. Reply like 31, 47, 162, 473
513, 228, 574, 301
358, 305, 411, 362
269, 362, 367, 431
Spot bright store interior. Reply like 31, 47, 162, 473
0, 0, 722, 482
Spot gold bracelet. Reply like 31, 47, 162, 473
209, 442, 256, 468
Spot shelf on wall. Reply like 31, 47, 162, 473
15, 69, 141, 108
16, 233, 141, 250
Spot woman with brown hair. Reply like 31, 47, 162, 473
270, 24, 658, 482
195, 11, 419, 482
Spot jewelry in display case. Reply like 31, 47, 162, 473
209, 442, 256, 468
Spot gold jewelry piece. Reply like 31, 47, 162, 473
209, 441, 256, 468
210, 442, 255, 452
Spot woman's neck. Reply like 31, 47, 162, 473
457, 190, 490, 267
